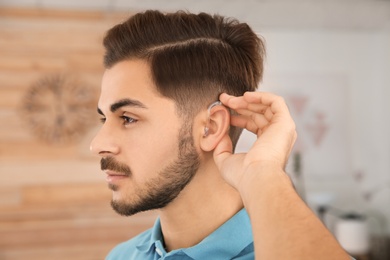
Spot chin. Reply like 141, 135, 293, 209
111, 190, 127, 204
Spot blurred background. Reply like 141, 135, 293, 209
0, 0, 389, 259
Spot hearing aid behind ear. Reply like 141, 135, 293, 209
203, 101, 222, 137
208, 101, 222, 112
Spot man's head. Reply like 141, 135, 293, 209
91, 10, 265, 216
103, 10, 265, 146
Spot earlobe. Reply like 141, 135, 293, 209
200, 104, 230, 152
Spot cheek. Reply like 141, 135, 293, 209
121, 124, 179, 182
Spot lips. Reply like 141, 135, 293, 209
104, 170, 128, 183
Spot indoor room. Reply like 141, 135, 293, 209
0, 1, 389, 259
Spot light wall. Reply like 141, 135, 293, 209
0, 8, 157, 260
262, 29, 390, 234
234, 27, 390, 236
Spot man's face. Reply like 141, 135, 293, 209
90, 59, 200, 216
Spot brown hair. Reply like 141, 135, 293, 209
103, 10, 265, 148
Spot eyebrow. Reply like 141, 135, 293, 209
97, 98, 148, 115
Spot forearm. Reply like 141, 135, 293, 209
241, 163, 350, 260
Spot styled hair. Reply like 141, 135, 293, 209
103, 10, 265, 148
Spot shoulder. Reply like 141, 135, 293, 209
106, 228, 153, 260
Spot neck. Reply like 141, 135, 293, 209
158, 160, 243, 251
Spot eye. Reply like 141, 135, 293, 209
99, 117, 106, 124
121, 115, 138, 126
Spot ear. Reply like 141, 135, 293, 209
199, 105, 230, 152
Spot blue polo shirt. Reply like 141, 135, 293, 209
106, 208, 254, 259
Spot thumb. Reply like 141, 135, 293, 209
213, 134, 233, 172
213, 134, 245, 189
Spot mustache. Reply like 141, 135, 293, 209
100, 157, 132, 176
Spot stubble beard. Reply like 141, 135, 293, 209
104, 124, 200, 216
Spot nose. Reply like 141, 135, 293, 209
90, 124, 120, 156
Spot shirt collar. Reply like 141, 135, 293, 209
136, 208, 253, 258
183, 208, 253, 259
136, 216, 164, 253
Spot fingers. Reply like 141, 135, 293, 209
214, 91, 297, 187
220, 92, 291, 134
221, 92, 294, 125
220, 93, 269, 114
243, 91, 290, 115
230, 114, 269, 135
220, 92, 290, 117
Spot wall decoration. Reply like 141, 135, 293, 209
20, 74, 98, 144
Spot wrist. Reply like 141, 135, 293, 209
238, 162, 294, 208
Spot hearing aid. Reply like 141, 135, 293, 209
203, 101, 222, 137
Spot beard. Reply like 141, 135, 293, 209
100, 124, 200, 216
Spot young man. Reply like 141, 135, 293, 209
90, 10, 350, 259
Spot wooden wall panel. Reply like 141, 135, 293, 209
0, 8, 156, 259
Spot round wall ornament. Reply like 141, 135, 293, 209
20, 74, 98, 144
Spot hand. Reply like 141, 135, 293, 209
213, 91, 297, 192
